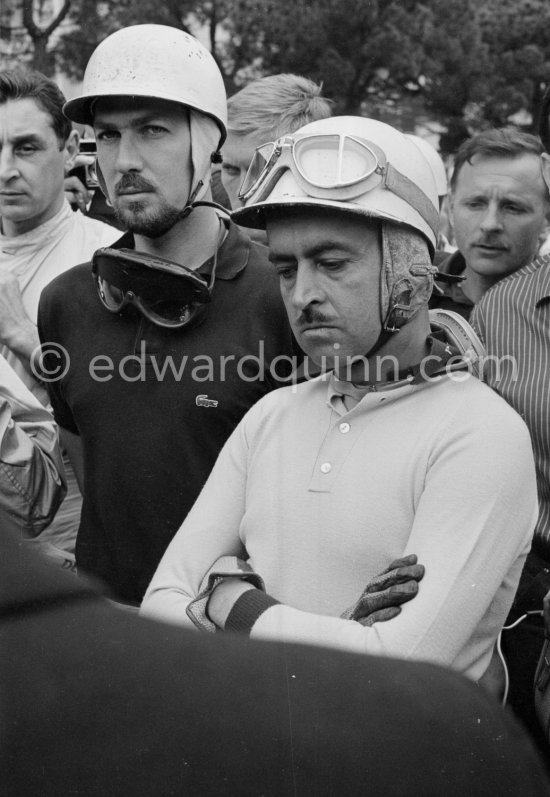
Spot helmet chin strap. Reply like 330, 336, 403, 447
188, 199, 232, 217
179, 179, 207, 220
361, 286, 412, 362
179, 149, 231, 220
178, 161, 231, 221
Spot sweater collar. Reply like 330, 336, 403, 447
328, 331, 464, 404
0, 200, 74, 253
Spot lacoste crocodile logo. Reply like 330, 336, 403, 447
196, 394, 219, 408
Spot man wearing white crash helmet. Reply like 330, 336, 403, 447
36, 25, 299, 606
142, 116, 537, 691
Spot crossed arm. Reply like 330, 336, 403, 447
141, 387, 537, 681
206, 555, 423, 630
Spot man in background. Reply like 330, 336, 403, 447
430, 127, 549, 318
219, 73, 332, 210
469, 116, 550, 755
0, 67, 116, 564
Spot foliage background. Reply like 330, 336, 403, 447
2, 0, 550, 153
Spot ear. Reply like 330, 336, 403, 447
63, 129, 80, 174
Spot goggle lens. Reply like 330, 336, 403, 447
239, 143, 276, 199
93, 248, 213, 329
96, 275, 201, 328
144, 298, 196, 327
97, 277, 124, 310
294, 135, 379, 188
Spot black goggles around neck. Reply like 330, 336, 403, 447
92, 247, 217, 329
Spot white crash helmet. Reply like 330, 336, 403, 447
406, 134, 448, 199
63, 24, 227, 147
232, 115, 439, 255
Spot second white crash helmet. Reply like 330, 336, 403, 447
63, 24, 227, 146
233, 115, 439, 254
406, 134, 448, 200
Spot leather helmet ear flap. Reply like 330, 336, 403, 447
382, 284, 413, 333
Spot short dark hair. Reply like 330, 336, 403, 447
450, 127, 544, 191
0, 67, 72, 146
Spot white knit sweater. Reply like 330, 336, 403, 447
142, 371, 537, 682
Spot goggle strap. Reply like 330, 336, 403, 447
206, 241, 219, 292
192, 200, 232, 218
383, 164, 440, 238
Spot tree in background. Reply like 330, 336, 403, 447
420, 0, 492, 154
1, 0, 72, 74
52, 0, 193, 81
478, 0, 550, 130
224, 0, 433, 112
4, 0, 550, 148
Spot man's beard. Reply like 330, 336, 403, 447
113, 197, 188, 239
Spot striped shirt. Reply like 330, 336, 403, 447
471, 255, 550, 557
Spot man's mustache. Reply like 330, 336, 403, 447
473, 235, 507, 248
296, 307, 334, 326
114, 174, 155, 195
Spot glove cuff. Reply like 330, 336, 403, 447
226, 589, 280, 633
186, 556, 265, 633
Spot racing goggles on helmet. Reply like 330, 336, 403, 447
92, 247, 215, 329
238, 133, 439, 238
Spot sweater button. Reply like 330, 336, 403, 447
339, 422, 350, 433
320, 462, 332, 474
